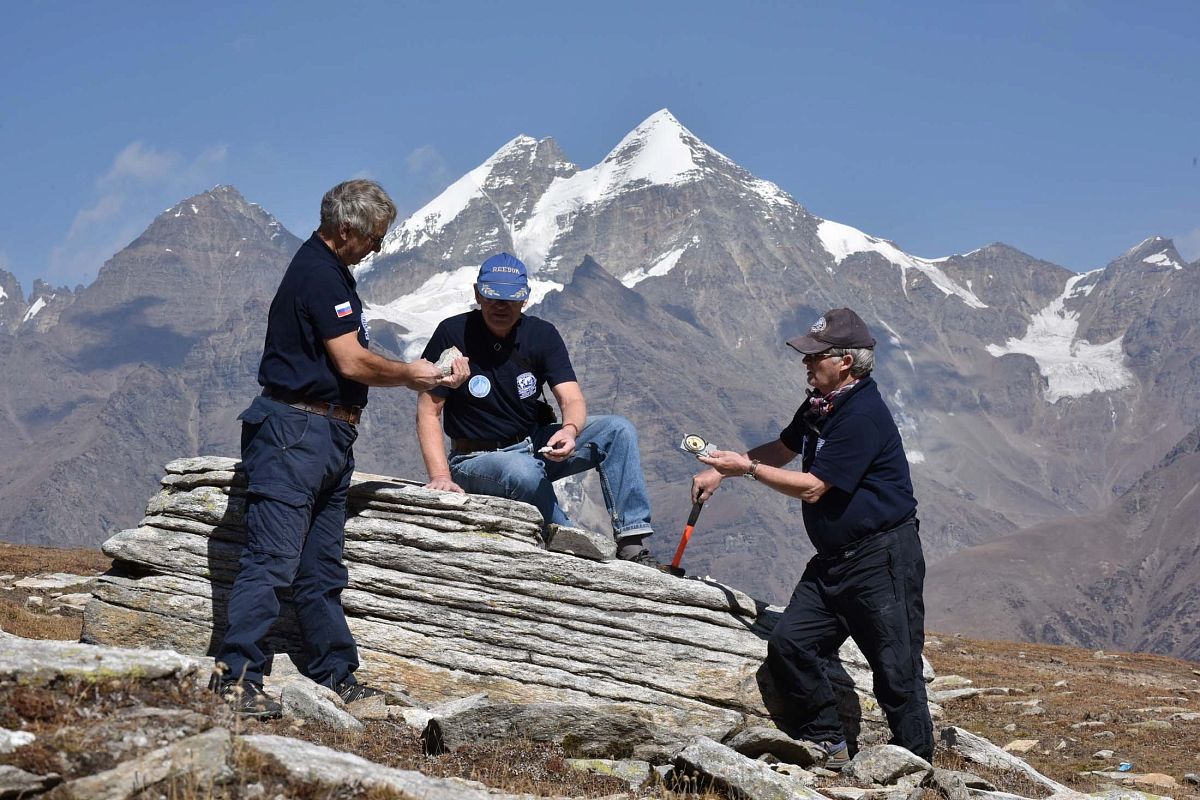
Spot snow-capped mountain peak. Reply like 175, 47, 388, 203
598, 108, 708, 190
1124, 236, 1187, 271
816, 219, 988, 308
359, 134, 579, 278
510, 109, 798, 271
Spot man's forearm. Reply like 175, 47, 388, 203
339, 349, 422, 388
558, 396, 587, 434
416, 409, 452, 479
747, 440, 796, 468
751, 463, 830, 503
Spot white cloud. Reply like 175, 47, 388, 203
66, 193, 124, 239
101, 141, 179, 185
1176, 227, 1200, 264
405, 144, 451, 197
406, 145, 447, 176
46, 142, 229, 287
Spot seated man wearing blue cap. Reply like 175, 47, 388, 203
416, 252, 665, 568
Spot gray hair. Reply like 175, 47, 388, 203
318, 179, 397, 236
827, 346, 874, 378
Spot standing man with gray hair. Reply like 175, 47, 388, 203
690, 307, 932, 766
213, 179, 469, 717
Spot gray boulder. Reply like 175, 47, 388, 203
673, 735, 831, 800
0, 765, 61, 799
842, 744, 931, 786
546, 523, 617, 561
44, 727, 233, 800
724, 726, 826, 766
279, 684, 364, 731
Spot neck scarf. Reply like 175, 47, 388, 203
801, 379, 863, 432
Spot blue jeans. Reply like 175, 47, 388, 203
449, 414, 653, 541
215, 396, 361, 688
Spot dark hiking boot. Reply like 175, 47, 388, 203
335, 682, 387, 704
621, 547, 685, 576
822, 739, 851, 771
215, 679, 282, 720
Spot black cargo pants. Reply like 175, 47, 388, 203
215, 396, 361, 688
766, 520, 933, 759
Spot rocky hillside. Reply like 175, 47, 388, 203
3, 473, 1199, 799
928, 425, 1200, 660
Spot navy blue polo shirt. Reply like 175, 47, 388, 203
779, 376, 916, 555
257, 234, 370, 407
421, 310, 576, 440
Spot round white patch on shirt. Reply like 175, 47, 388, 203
469, 375, 492, 398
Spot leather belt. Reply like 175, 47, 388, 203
451, 436, 525, 454
263, 390, 362, 425
815, 515, 917, 563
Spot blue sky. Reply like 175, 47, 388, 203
2, 1, 1197, 293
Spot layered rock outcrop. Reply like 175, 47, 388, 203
83, 456, 929, 746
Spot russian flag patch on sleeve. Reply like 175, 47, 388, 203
334, 301, 353, 318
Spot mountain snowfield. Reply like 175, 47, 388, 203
985, 269, 1134, 403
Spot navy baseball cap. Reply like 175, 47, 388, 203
476, 252, 530, 301
787, 308, 876, 354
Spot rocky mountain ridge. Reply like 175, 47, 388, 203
1, 111, 1197, 656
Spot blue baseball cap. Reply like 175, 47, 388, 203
476, 252, 530, 301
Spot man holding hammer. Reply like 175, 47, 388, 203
690, 307, 932, 767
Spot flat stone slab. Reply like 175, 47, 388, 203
45, 727, 232, 800
546, 524, 617, 561
0, 764, 61, 797
13, 573, 95, 591
0, 727, 36, 754
0, 630, 202, 685
240, 734, 527, 800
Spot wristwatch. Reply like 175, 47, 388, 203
745, 459, 761, 480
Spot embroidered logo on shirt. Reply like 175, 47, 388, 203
815, 438, 826, 453
334, 301, 353, 318
468, 375, 492, 398
516, 372, 537, 399
360, 316, 370, 344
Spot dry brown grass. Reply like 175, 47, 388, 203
0, 542, 110, 640
927, 633, 1200, 793
0, 597, 84, 639
0, 541, 111, 575
283, 723, 645, 796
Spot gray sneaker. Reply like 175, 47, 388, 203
822, 739, 851, 771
